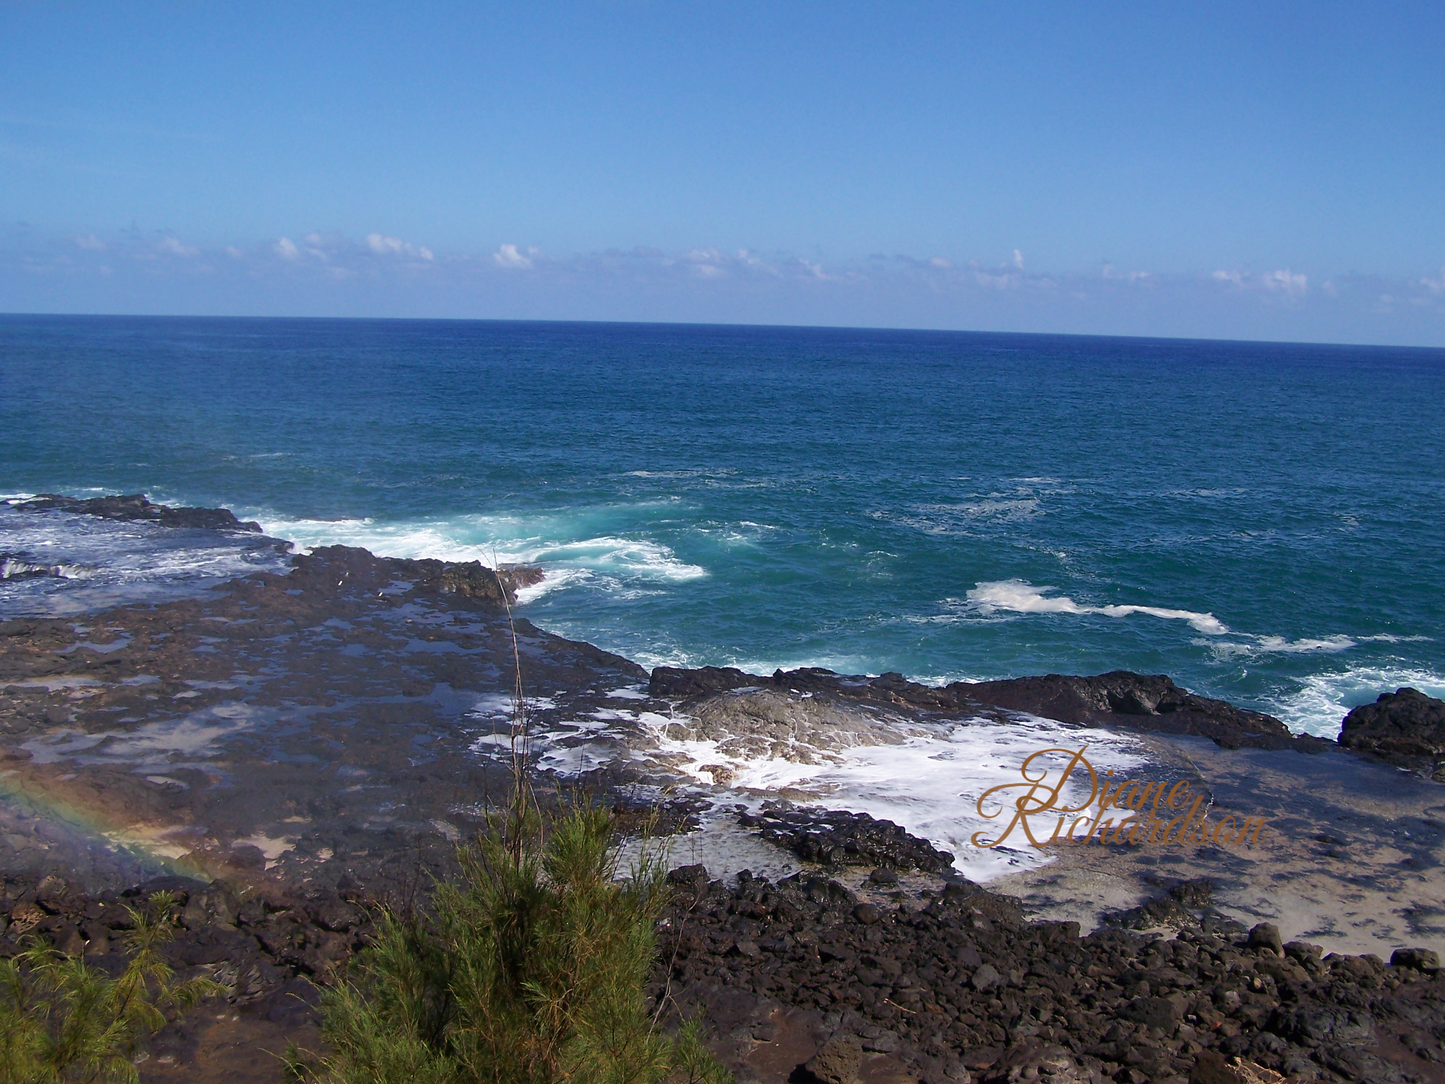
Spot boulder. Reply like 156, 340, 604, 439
805, 1032, 864, 1084
1339, 687, 1445, 780
1125, 993, 1186, 1030
970, 963, 1002, 991
1390, 947, 1441, 971
1247, 923, 1283, 956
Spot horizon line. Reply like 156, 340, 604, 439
4, 310, 1444, 355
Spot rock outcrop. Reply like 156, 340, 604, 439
7, 493, 264, 532
651, 666, 1324, 753
960, 672, 1312, 752
289, 543, 543, 606
660, 685, 915, 767
1339, 687, 1445, 781
739, 807, 958, 874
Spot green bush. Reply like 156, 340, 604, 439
0, 891, 222, 1084
292, 804, 728, 1084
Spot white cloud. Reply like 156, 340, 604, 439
1102, 263, 1150, 283
1263, 269, 1308, 296
735, 249, 780, 275
157, 236, 198, 257
27, 227, 1445, 343
493, 243, 535, 269
368, 232, 434, 261
1214, 268, 1310, 297
366, 233, 403, 255
683, 248, 728, 278
973, 269, 1021, 289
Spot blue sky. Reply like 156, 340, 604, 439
3, 2, 1444, 344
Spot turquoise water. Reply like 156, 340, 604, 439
3, 314, 1443, 736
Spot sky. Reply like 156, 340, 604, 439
3, 1, 1444, 344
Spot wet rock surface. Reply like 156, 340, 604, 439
961, 673, 1323, 754
655, 868, 1445, 1083
1339, 688, 1445, 782
7, 493, 265, 533
741, 807, 958, 875
0, 553, 70, 580
0, 540, 638, 895
660, 684, 918, 765
651, 666, 1329, 755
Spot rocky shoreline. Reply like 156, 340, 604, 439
4, 854, 1444, 1084
3, 496, 1445, 1082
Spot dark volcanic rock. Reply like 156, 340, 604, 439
961, 671, 1310, 752
0, 869, 361, 1084
650, 665, 761, 699
288, 544, 544, 607
7, 859, 1445, 1083
0, 553, 64, 580
652, 663, 1326, 754
1339, 687, 1445, 781
741, 807, 957, 874
1104, 878, 1222, 932
1392, 948, 1442, 972
655, 867, 1445, 1084
9, 493, 264, 532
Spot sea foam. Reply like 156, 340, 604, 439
254, 510, 707, 599
636, 707, 1155, 882
1270, 665, 1445, 738
967, 580, 1230, 635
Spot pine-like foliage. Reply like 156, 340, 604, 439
293, 804, 728, 1084
0, 891, 223, 1084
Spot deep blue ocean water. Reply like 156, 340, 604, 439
3, 314, 1443, 737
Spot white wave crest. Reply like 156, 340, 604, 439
0, 506, 290, 617
254, 511, 708, 598
1270, 666, 1445, 738
967, 580, 1230, 636
1206, 632, 1432, 660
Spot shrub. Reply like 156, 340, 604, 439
291, 804, 728, 1084
0, 891, 223, 1084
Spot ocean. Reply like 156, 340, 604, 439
3, 314, 1443, 739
